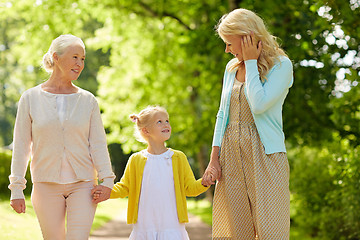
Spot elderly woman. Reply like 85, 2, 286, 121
202, 9, 293, 240
9, 34, 115, 240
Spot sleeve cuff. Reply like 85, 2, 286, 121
244, 59, 258, 68
10, 189, 25, 200
245, 59, 259, 81
197, 179, 210, 190
100, 177, 114, 189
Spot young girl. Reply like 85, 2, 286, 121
93, 106, 216, 239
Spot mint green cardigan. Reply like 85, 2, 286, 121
212, 56, 293, 154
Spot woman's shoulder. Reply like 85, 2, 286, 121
77, 87, 96, 99
225, 58, 238, 71
268, 55, 293, 75
24, 84, 41, 93
19, 84, 42, 100
275, 56, 292, 68
76, 87, 100, 107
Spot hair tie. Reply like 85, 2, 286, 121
131, 116, 138, 123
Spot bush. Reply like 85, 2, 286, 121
0, 149, 32, 197
289, 138, 360, 240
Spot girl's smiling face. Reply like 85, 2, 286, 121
145, 112, 171, 143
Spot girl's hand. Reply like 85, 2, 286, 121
241, 32, 262, 61
92, 190, 102, 200
91, 185, 112, 204
202, 167, 219, 187
202, 146, 222, 186
10, 199, 26, 213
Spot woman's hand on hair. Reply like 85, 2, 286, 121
241, 32, 262, 61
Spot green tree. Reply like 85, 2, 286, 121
1, 1, 359, 238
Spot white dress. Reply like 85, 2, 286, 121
129, 149, 190, 240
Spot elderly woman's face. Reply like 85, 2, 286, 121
55, 43, 85, 80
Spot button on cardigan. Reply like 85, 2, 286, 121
9, 85, 115, 200
212, 56, 293, 154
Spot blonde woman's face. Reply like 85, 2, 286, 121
223, 35, 244, 61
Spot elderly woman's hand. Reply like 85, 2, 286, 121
91, 185, 112, 204
10, 199, 26, 213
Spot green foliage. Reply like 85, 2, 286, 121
330, 84, 360, 145
0, 196, 42, 240
0, 1, 360, 238
0, 150, 13, 196
90, 198, 128, 232
1, 0, 358, 155
187, 199, 213, 226
289, 138, 360, 239
0, 149, 32, 196
108, 143, 131, 182
91, 1, 229, 156
237, 0, 360, 147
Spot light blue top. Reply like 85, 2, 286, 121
212, 56, 293, 154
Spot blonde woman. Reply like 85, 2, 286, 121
9, 34, 115, 239
202, 9, 293, 240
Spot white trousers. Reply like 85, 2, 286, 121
31, 181, 97, 240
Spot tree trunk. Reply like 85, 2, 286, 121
228, 0, 242, 11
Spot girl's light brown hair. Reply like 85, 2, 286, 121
130, 106, 169, 143
216, 8, 287, 81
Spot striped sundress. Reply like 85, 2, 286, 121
212, 79, 290, 240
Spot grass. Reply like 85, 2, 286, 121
91, 198, 127, 231
0, 196, 43, 240
0, 195, 127, 240
1, 195, 318, 240
187, 198, 212, 225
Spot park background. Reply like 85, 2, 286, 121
0, 0, 359, 239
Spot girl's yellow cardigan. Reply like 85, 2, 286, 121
110, 149, 209, 224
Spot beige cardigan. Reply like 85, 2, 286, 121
9, 85, 115, 200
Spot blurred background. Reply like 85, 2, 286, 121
0, 0, 359, 239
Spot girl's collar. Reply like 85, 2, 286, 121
141, 148, 173, 159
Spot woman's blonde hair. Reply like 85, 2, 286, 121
42, 34, 85, 73
216, 8, 287, 81
130, 106, 169, 143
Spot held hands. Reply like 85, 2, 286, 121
10, 199, 26, 213
241, 32, 262, 61
202, 148, 222, 187
91, 185, 112, 204
201, 167, 219, 187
